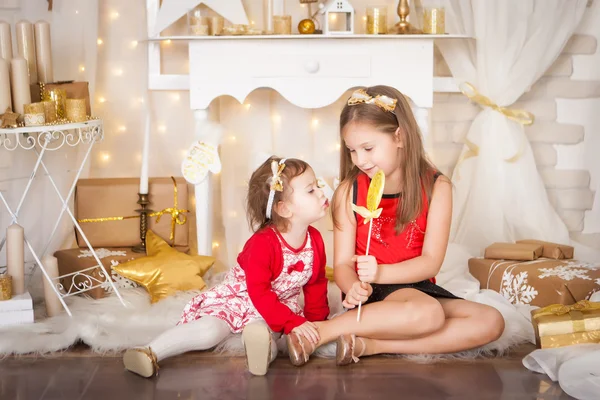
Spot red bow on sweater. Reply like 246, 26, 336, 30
287, 260, 305, 274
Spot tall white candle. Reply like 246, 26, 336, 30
34, 20, 53, 83
6, 224, 25, 295
139, 111, 150, 194
10, 57, 31, 114
41, 255, 63, 317
0, 58, 11, 113
265, 0, 274, 32
0, 21, 12, 61
15, 20, 38, 84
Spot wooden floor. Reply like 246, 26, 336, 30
0, 344, 574, 400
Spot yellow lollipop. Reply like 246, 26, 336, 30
351, 170, 385, 322
351, 170, 385, 224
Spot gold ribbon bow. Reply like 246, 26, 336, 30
269, 161, 285, 192
351, 205, 383, 224
454, 82, 536, 179
78, 177, 189, 244
149, 177, 189, 242
460, 82, 535, 126
347, 89, 397, 113
532, 300, 600, 320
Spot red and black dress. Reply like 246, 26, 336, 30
352, 172, 460, 304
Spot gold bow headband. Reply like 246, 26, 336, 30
347, 89, 398, 113
266, 159, 286, 219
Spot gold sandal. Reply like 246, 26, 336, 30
336, 334, 366, 366
123, 347, 160, 378
242, 323, 272, 376
286, 332, 315, 367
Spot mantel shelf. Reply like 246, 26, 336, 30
144, 34, 473, 42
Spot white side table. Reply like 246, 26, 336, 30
0, 120, 126, 316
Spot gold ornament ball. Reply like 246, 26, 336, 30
298, 19, 316, 34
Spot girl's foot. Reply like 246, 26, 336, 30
336, 334, 366, 366
286, 332, 316, 367
242, 322, 272, 376
123, 347, 159, 378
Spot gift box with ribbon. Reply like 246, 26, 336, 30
468, 258, 600, 307
531, 300, 600, 349
75, 177, 190, 250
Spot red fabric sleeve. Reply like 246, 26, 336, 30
302, 228, 330, 322
239, 231, 307, 334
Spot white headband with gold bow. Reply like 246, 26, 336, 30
347, 88, 398, 112
266, 158, 287, 219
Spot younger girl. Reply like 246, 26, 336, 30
286, 86, 505, 366
124, 156, 330, 377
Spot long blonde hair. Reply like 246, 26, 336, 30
334, 85, 439, 234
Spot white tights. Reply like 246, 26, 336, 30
147, 316, 277, 363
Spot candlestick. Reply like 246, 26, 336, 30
10, 57, 32, 114
6, 224, 25, 296
34, 20, 53, 83
15, 20, 38, 84
132, 193, 151, 254
41, 255, 63, 317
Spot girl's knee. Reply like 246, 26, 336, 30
409, 300, 445, 336
481, 307, 505, 342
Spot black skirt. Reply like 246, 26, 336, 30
363, 280, 461, 305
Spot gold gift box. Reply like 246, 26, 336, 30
531, 300, 600, 349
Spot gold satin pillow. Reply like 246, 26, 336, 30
113, 230, 215, 303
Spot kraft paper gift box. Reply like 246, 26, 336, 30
484, 242, 543, 261
468, 258, 600, 307
30, 80, 92, 116
54, 247, 148, 299
75, 177, 190, 249
516, 239, 574, 260
531, 300, 600, 349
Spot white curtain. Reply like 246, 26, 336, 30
437, 0, 587, 253
0, 0, 98, 289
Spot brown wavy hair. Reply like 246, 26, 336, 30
246, 156, 309, 232
333, 85, 439, 234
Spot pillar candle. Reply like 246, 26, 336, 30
0, 58, 11, 113
15, 20, 38, 84
139, 111, 150, 194
41, 255, 63, 317
6, 224, 25, 296
34, 20, 53, 83
0, 21, 12, 61
10, 57, 31, 114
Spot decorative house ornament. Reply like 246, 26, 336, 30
320, 0, 354, 35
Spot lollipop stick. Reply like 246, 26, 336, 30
357, 219, 374, 322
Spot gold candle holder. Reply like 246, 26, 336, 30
0, 274, 12, 301
391, 0, 422, 34
65, 98, 87, 122
42, 100, 57, 123
190, 23, 209, 35
42, 88, 66, 118
423, 7, 445, 34
210, 16, 224, 36
367, 6, 388, 34
273, 15, 292, 35
24, 112, 45, 126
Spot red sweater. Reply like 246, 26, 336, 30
237, 226, 330, 334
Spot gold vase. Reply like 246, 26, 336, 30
390, 0, 422, 34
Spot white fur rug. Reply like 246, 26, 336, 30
0, 243, 551, 362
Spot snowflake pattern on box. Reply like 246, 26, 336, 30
538, 266, 592, 281
564, 260, 600, 270
500, 270, 538, 305
78, 248, 128, 259
102, 260, 139, 293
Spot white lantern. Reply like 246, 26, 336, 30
320, 0, 354, 35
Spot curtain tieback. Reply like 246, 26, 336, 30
454, 82, 535, 179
